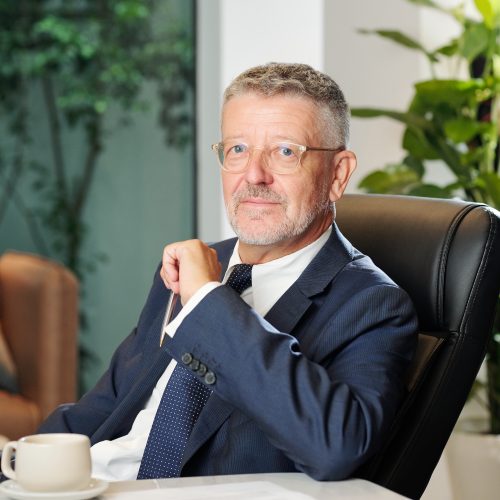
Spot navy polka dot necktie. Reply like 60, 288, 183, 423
225, 263, 253, 294
137, 263, 253, 479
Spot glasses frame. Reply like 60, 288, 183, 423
211, 141, 344, 174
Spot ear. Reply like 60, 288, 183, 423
329, 150, 357, 202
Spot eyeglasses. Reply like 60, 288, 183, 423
211, 141, 344, 174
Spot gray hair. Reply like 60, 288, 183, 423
223, 62, 350, 148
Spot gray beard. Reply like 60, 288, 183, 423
226, 184, 332, 246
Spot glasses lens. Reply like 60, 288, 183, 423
268, 143, 301, 173
211, 143, 225, 168
216, 144, 225, 166
213, 142, 303, 173
219, 143, 249, 172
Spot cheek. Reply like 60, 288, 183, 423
294, 174, 330, 211
221, 174, 241, 204
292, 175, 319, 204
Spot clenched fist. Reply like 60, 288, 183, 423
160, 239, 222, 304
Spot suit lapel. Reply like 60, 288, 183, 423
91, 348, 172, 444
182, 224, 355, 466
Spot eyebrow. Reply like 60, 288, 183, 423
221, 135, 307, 144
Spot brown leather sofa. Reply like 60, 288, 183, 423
0, 251, 78, 440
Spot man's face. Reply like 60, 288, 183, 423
221, 93, 352, 254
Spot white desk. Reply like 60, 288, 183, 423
103, 473, 407, 499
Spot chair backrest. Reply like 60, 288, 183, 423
335, 194, 500, 499
0, 251, 79, 420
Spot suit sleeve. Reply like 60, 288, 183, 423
38, 327, 139, 436
38, 265, 169, 438
163, 280, 418, 481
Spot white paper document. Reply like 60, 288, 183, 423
103, 480, 315, 499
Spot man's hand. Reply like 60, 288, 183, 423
160, 239, 222, 304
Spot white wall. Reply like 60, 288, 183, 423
196, 0, 222, 241
325, 0, 422, 189
197, 0, 325, 241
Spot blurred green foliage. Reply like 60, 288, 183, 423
0, 0, 194, 272
0, 0, 194, 381
353, 0, 500, 433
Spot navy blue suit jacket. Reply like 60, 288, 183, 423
39, 224, 417, 480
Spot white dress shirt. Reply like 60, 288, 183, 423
91, 227, 331, 481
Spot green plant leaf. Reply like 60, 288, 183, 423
403, 155, 425, 176
494, 54, 500, 78
433, 135, 471, 179
444, 118, 484, 142
433, 39, 459, 57
114, 0, 150, 19
476, 172, 500, 208
402, 128, 441, 160
358, 164, 421, 194
358, 29, 438, 62
407, 183, 454, 198
462, 22, 490, 60
358, 29, 422, 50
460, 145, 489, 167
474, 0, 496, 28
415, 79, 484, 107
351, 107, 430, 129
406, 0, 443, 10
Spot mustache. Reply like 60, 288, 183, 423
232, 185, 286, 205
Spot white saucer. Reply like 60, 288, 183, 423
0, 479, 108, 500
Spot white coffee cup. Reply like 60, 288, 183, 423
1, 433, 91, 492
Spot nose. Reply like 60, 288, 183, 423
244, 148, 273, 185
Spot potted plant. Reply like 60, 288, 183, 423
351, 0, 499, 497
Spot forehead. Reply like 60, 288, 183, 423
221, 93, 321, 142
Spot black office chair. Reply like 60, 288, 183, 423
335, 194, 500, 499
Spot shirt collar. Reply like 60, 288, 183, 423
224, 226, 332, 316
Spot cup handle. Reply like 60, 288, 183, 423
1, 441, 17, 480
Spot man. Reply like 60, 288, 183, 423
39, 63, 417, 481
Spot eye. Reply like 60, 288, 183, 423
277, 144, 297, 158
227, 144, 247, 156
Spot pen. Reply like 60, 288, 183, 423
160, 292, 178, 347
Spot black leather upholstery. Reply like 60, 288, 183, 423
336, 194, 500, 499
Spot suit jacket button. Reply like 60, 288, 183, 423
189, 359, 200, 371
181, 353, 193, 365
204, 371, 216, 385
197, 363, 207, 376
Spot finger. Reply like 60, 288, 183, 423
159, 267, 170, 289
161, 244, 181, 290
162, 264, 180, 294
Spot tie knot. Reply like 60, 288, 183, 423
226, 264, 253, 294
